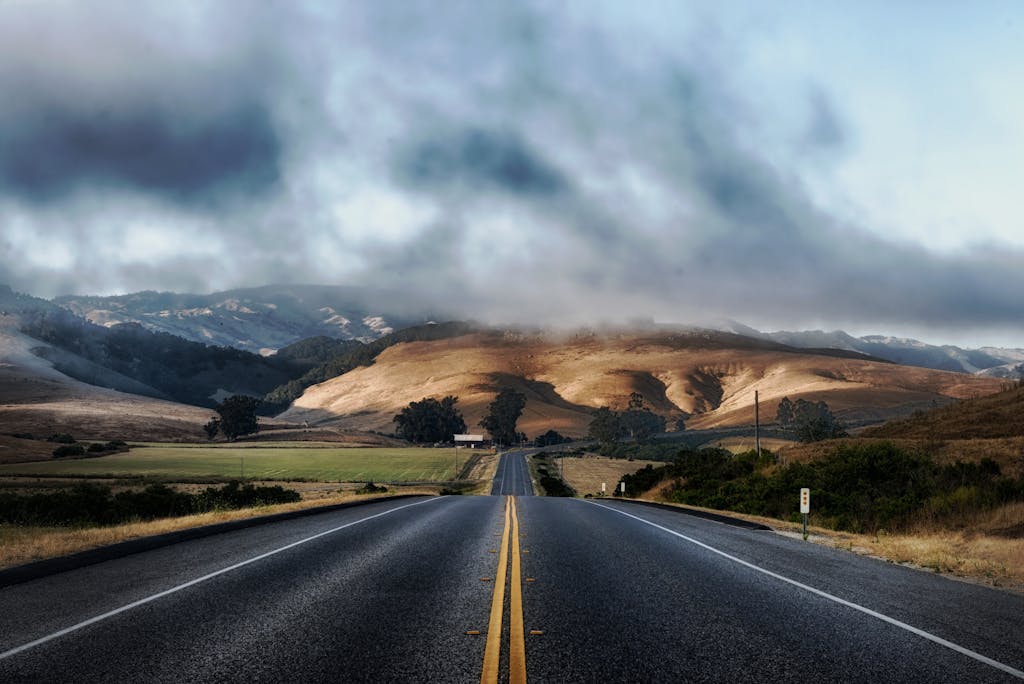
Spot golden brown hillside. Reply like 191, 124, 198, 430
863, 384, 1024, 440
280, 330, 1005, 437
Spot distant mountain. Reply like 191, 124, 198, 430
55, 284, 449, 353
709, 319, 1024, 379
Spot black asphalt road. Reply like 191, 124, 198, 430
491, 451, 535, 496
2, 491, 1023, 682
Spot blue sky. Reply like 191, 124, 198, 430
0, 1, 1022, 347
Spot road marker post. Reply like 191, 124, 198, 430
601, 482, 606, 496
620, 481, 626, 495
800, 488, 810, 540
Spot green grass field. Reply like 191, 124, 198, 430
0, 445, 460, 482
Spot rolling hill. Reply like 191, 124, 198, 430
0, 315, 214, 441
280, 329, 1005, 438
862, 383, 1024, 440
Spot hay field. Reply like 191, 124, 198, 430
555, 456, 667, 496
0, 445, 458, 482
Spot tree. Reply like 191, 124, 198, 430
535, 429, 570, 447
202, 418, 221, 440
480, 388, 527, 445
777, 396, 847, 443
776, 397, 795, 427
620, 393, 666, 444
393, 395, 467, 443
588, 406, 622, 447
215, 395, 260, 442
673, 417, 687, 433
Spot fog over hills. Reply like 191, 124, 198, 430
53, 284, 450, 354
1, 282, 1016, 440
711, 319, 1024, 379
5, 284, 1023, 379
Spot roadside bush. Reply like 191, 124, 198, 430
355, 482, 388, 495
539, 475, 573, 496
0, 481, 301, 527
621, 442, 1024, 533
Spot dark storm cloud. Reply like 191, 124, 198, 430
396, 127, 569, 197
0, 100, 281, 205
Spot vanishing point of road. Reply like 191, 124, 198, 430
1, 450, 1022, 682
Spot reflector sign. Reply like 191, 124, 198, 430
800, 488, 810, 514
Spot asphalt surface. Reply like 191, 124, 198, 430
2, 475, 1023, 682
490, 451, 535, 496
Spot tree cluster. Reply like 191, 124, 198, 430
393, 395, 467, 443
587, 393, 666, 447
480, 388, 527, 445
776, 397, 848, 443
203, 395, 261, 441
534, 429, 571, 447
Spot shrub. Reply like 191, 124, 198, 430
622, 442, 1024, 533
52, 444, 85, 458
355, 482, 388, 495
47, 433, 75, 444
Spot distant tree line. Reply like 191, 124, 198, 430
0, 481, 300, 527
19, 308, 296, 408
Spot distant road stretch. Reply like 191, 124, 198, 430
491, 451, 534, 496
2, 486, 1023, 681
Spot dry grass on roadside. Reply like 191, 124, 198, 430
557, 456, 665, 496
461, 453, 500, 494
0, 486, 439, 570
639, 498, 1024, 593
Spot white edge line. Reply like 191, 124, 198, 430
584, 499, 1024, 681
1, 496, 443, 661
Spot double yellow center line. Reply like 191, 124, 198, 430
481, 496, 526, 684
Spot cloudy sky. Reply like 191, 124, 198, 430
1, 1, 1022, 346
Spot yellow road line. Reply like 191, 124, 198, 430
509, 496, 526, 684
481, 496, 511, 684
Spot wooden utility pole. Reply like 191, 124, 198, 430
755, 390, 761, 459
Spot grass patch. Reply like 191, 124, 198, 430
557, 456, 666, 497
0, 446, 457, 482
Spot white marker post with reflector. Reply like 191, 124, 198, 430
800, 488, 810, 540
